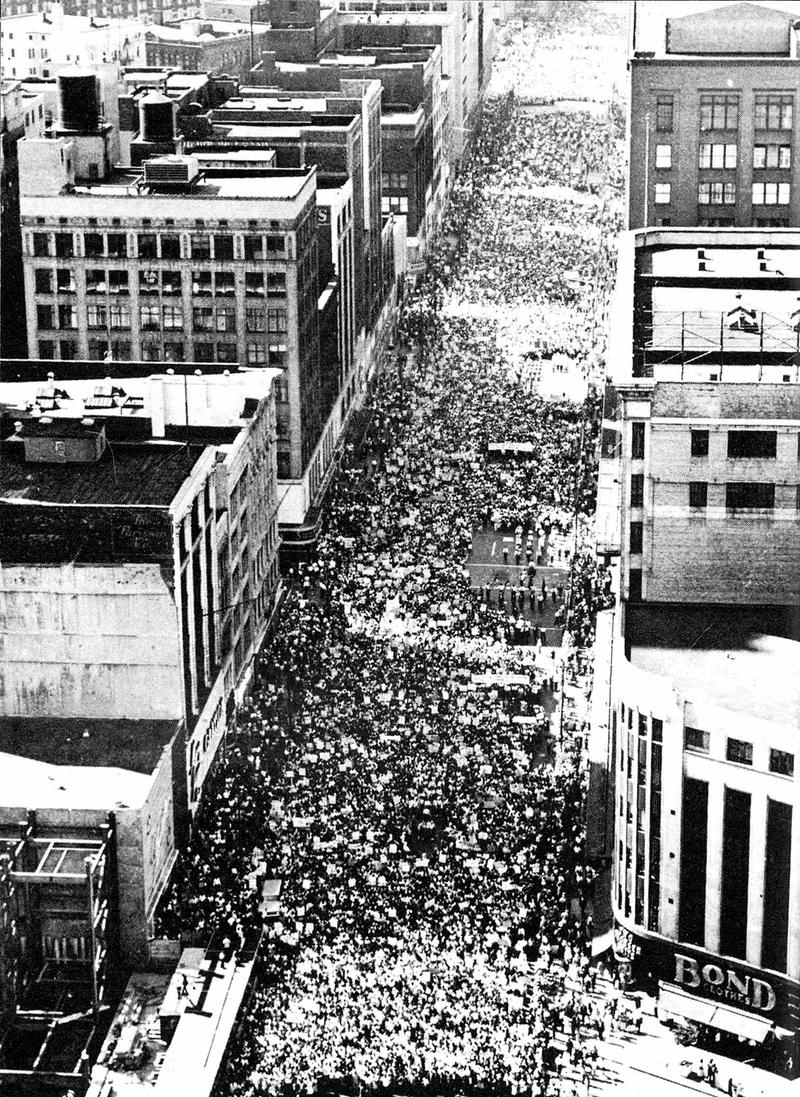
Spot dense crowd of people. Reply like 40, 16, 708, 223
156, 7, 625, 1096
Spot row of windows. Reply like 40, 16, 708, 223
37, 337, 289, 367
687, 481, 796, 510
382, 171, 410, 191
381, 195, 410, 214
655, 181, 792, 205
685, 728, 794, 775
655, 93, 794, 133
654, 143, 791, 170
690, 429, 793, 459
31, 231, 288, 261
35, 267, 289, 299
37, 303, 288, 334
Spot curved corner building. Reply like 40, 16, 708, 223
590, 227, 800, 1069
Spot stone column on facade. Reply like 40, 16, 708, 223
704, 779, 725, 953
745, 790, 767, 969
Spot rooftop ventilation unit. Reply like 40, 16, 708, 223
21, 419, 107, 464
143, 155, 200, 188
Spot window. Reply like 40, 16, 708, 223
245, 273, 265, 296
655, 94, 673, 132
162, 305, 183, 330
33, 233, 50, 257
38, 339, 55, 358
769, 749, 794, 777
87, 304, 107, 329
698, 181, 736, 205
654, 183, 671, 205
698, 143, 737, 169
247, 343, 266, 365
630, 473, 644, 508
109, 303, 130, 329
56, 269, 76, 293
161, 234, 180, 260
140, 304, 160, 331
629, 521, 643, 555
36, 304, 54, 329
244, 235, 264, 260
217, 342, 237, 363
631, 422, 645, 460
139, 270, 159, 294
754, 93, 793, 131
690, 430, 709, 457
246, 307, 265, 333
726, 482, 774, 510
216, 272, 235, 295
652, 718, 663, 743
194, 342, 214, 362
54, 232, 74, 258
84, 232, 104, 257
685, 727, 710, 753
628, 569, 642, 602
60, 340, 78, 360
191, 234, 211, 260
689, 482, 708, 509
192, 271, 213, 295
138, 233, 158, 259
266, 234, 285, 255
700, 94, 739, 131
655, 144, 672, 169
752, 182, 790, 205
268, 308, 287, 334
214, 234, 234, 260
108, 270, 128, 294
34, 269, 53, 294
383, 195, 410, 214
87, 271, 108, 298
267, 272, 286, 298
216, 305, 236, 333
727, 430, 776, 458
58, 304, 77, 329
161, 271, 182, 295
193, 306, 213, 332
107, 233, 127, 258
727, 738, 753, 765
753, 144, 791, 169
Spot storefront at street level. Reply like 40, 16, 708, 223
630, 933, 800, 1073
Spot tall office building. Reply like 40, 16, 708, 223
629, 1, 800, 229
590, 228, 800, 1070
15, 69, 347, 533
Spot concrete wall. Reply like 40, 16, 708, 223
646, 419, 800, 604
0, 562, 184, 719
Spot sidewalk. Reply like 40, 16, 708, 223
570, 977, 798, 1097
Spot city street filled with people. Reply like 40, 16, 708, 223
156, 5, 627, 1095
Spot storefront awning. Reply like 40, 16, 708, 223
658, 984, 777, 1043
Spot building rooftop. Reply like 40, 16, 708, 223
0, 717, 178, 775
633, 0, 800, 57
61, 164, 314, 202
147, 18, 269, 42
630, 238, 800, 379
0, 438, 206, 507
626, 603, 800, 725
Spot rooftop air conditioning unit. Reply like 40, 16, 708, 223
143, 155, 200, 186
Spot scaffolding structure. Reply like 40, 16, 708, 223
634, 309, 800, 380
0, 811, 117, 1093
